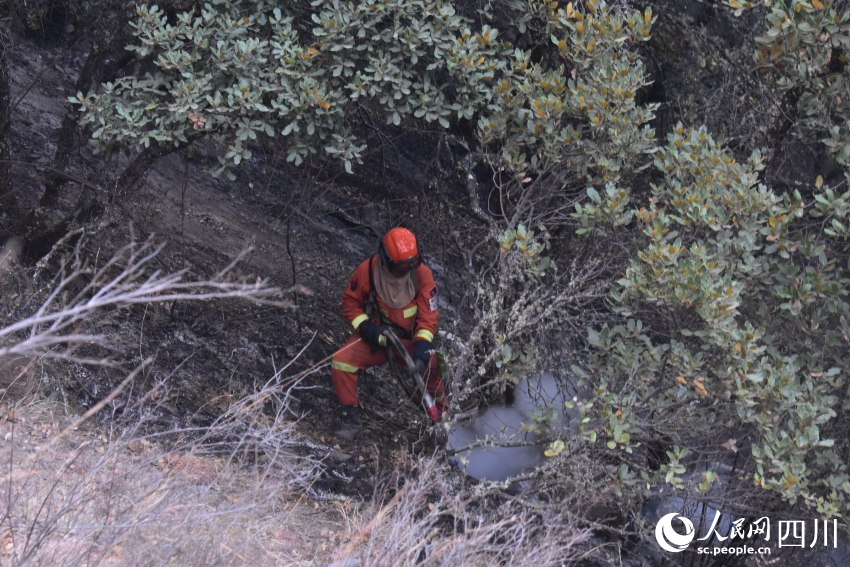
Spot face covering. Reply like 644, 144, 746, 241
374, 255, 416, 309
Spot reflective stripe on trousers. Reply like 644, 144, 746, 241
330, 334, 447, 410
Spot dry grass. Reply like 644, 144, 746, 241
330, 456, 598, 567
0, 378, 342, 567
1, 391, 608, 567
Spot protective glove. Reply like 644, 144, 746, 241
359, 320, 389, 348
412, 340, 432, 375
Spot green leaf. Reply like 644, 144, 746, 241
517, 224, 527, 239
544, 439, 565, 457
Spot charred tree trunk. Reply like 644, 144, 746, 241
19, 0, 210, 262
19, 0, 131, 261
40, 1, 132, 208
0, 3, 17, 221
40, 44, 132, 208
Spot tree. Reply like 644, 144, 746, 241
0, 0, 15, 220
566, 0, 850, 518
73, 0, 505, 175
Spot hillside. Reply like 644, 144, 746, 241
2, 1, 850, 566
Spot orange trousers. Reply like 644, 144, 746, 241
331, 334, 447, 411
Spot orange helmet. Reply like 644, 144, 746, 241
379, 227, 422, 274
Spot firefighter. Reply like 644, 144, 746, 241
330, 227, 447, 440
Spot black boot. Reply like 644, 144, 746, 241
334, 406, 362, 440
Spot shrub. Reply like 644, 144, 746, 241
573, 122, 850, 517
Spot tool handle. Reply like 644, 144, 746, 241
385, 330, 441, 423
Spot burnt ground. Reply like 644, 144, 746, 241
4, 34, 485, 500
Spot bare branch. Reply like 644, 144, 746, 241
0, 237, 287, 362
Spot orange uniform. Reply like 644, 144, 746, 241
330, 255, 447, 410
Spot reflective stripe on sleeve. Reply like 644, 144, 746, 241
332, 360, 360, 373
416, 329, 434, 342
351, 314, 369, 330
403, 305, 418, 318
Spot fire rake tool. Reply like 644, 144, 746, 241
384, 329, 441, 423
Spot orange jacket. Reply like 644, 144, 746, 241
342, 255, 438, 342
